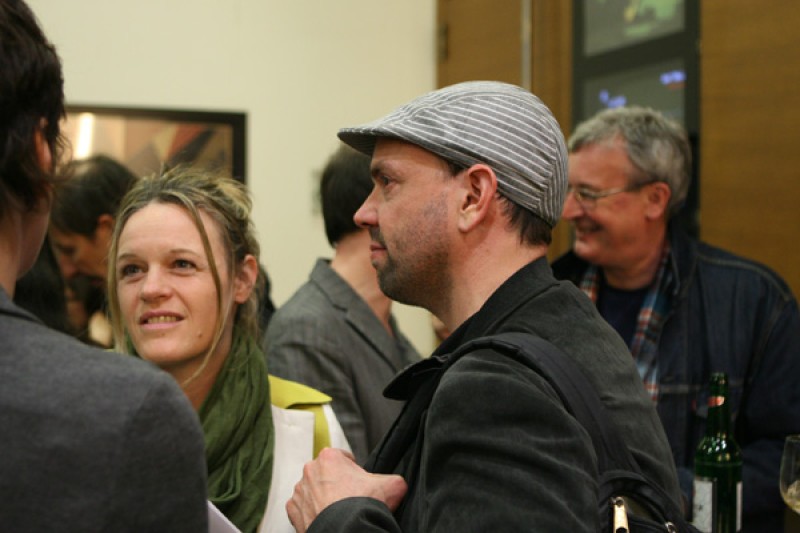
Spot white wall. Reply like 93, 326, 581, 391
29, 0, 438, 355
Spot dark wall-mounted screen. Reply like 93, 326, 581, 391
573, 0, 699, 234
582, 58, 686, 126
583, 0, 685, 57
573, 0, 698, 133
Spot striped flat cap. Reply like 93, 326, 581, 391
338, 81, 568, 227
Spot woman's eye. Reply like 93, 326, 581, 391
174, 259, 195, 270
119, 264, 141, 278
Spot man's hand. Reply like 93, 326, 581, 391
287, 447, 408, 533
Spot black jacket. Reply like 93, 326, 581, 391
309, 258, 681, 532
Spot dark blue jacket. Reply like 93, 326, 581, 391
552, 225, 800, 533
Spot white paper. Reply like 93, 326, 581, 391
208, 501, 242, 533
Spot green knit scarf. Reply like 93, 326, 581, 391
199, 329, 274, 533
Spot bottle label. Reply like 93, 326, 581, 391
692, 475, 742, 533
692, 476, 714, 532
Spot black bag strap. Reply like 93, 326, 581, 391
449, 332, 641, 474
451, 332, 692, 529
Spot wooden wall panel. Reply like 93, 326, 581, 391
701, 1, 800, 297
530, 0, 573, 261
437, 0, 523, 87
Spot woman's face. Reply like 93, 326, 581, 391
114, 202, 244, 382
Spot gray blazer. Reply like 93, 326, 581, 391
0, 289, 208, 532
264, 259, 420, 462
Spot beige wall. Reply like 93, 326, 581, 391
29, 0, 439, 355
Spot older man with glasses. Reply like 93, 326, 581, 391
552, 106, 800, 533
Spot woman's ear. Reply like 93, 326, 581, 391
457, 164, 497, 233
233, 254, 258, 304
94, 214, 115, 245
33, 119, 52, 173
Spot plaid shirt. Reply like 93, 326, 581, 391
578, 244, 674, 402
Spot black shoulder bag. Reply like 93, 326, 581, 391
449, 332, 700, 533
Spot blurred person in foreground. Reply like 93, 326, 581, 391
552, 106, 800, 532
0, 1, 208, 530
287, 81, 682, 532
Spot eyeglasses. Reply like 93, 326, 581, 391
566, 181, 652, 210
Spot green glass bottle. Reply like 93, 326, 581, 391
692, 372, 743, 533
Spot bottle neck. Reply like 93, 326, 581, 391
706, 384, 731, 437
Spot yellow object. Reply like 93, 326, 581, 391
268, 375, 332, 456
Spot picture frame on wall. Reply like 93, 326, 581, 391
60, 105, 247, 183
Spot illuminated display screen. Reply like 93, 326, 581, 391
582, 58, 686, 126
583, 0, 685, 57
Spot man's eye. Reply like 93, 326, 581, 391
576, 188, 600, 200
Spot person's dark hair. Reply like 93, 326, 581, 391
14, 235, 70, 334
51, 155, 139, 236
0, 0, 66, 218
499, 198, 553, 246
320, 144, 373, 246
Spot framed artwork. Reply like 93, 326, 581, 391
60, 105, 246, 182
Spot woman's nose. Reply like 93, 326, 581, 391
139, 269, 170, 301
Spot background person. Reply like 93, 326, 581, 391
49, 154, 139, 285
106, 166, 349, 533
552, 106, 800, 532
264, 143, 420, 463
287, 81, 681, 532
0, 1, 208, 530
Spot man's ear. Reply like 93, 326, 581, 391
457, 164, 498, 233
234, 254, 259, 304
644, 181, 672, 220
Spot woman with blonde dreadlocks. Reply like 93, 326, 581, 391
106, 166, 349, 533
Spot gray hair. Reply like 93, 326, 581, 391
568, 107, 691, 217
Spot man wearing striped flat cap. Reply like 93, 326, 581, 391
288, 81, 681, 532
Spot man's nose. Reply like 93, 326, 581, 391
58, 257, 79, 279
354, 186, 379, 229
561, 189, 584, 220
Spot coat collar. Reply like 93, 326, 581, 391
309, 258, 409, 367
384, 257, 555, 399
